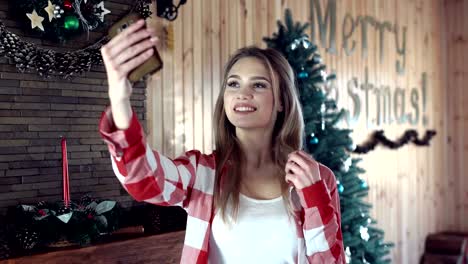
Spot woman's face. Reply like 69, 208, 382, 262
223, 57, 282, 131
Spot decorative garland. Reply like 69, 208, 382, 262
0, 0, 152, 79
5, 195, 120, 254
12, 0, 111, 42
352, 129, 437, 154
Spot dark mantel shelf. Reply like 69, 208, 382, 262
1, 230, 185, 264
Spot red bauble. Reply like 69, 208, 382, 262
64, 0, 73, 10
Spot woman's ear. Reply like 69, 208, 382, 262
278, 104, 283, 112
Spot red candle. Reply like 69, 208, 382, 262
61, 137, 70, 207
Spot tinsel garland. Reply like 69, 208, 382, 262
0, 0, 152, 79
352, 129, 437, 154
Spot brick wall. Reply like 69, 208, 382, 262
0, 0, 147, 215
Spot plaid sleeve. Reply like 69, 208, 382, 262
296, 164, 345, 263
98, 106, 215, 208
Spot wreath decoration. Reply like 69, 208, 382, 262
0, 0, 152, 79
12, 0, 113, 42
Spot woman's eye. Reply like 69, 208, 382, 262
253, 83, 267, 89
227, 81, 239, 88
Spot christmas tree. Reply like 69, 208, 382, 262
264, 10, 394, 263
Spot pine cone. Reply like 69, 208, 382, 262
15, 228, 39, 250
143, 206, 162, 234
0, 242, 10, 260
0, 231, 10, 260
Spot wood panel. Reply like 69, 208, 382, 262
444, 0, 468, 232
145, 0, 464, 263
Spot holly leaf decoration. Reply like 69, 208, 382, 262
21, 205, 36, 212
56, 212, 73, 223
86, 201, 98, 211
95, 201, 116, 215
96, 215, 108, 229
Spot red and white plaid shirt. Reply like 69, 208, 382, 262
99, 107, 345, 264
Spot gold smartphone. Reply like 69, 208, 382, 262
108, 13, 163, 82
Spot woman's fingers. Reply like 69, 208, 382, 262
113, 38, 156, 65
285, 160, 305, 175
285, 151, 321, 187
118, 48, 154, 76
107, 29, 153, 59
287, 152, 314, 173
285, 173, 297, 186
107, 19, 146, 48
285, 172, 310, 189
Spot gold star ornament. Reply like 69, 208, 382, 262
44, 1, 56, 22
26, 10, 45, 31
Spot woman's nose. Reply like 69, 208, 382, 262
236, 87, 253, 100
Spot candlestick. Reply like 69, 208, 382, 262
61, 137, 70, 208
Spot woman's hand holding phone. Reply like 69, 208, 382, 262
100, 19, 159, 129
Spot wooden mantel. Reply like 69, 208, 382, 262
1, 230, 185, 264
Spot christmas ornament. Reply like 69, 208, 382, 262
309, 132, 319, 145
288, 36, 311, 51
26, 10, 45, 31
320, 70, 328, 82
44, 1, 56, 22
64, 15, 80, 31
95, 1, 111, 22
298, 71, 308, 79
346, 143, 357, 151
360, 179, 368, 189
64, 0, 73, 10
338, 183, 344, 193
54, 5, 65, 19
341, 157, 352, 172
345, 247, 351, 263
359, 226, 370, 241
310, 137, 319, 145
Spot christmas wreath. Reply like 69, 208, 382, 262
0, 0, 152, 79
12, 0, 112, 42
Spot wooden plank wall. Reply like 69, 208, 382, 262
444, 0, 468, 233
144, 0, 461, 263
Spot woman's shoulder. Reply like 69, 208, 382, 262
181, 149, 217, 169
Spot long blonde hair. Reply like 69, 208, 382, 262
213, 46, 304, 223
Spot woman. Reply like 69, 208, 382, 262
99, 19, 344, 263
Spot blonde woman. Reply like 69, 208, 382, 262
99, 19, 344, 263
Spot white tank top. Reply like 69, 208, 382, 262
208, 193, 298, 264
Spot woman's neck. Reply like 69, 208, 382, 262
236, 128, 273, 169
